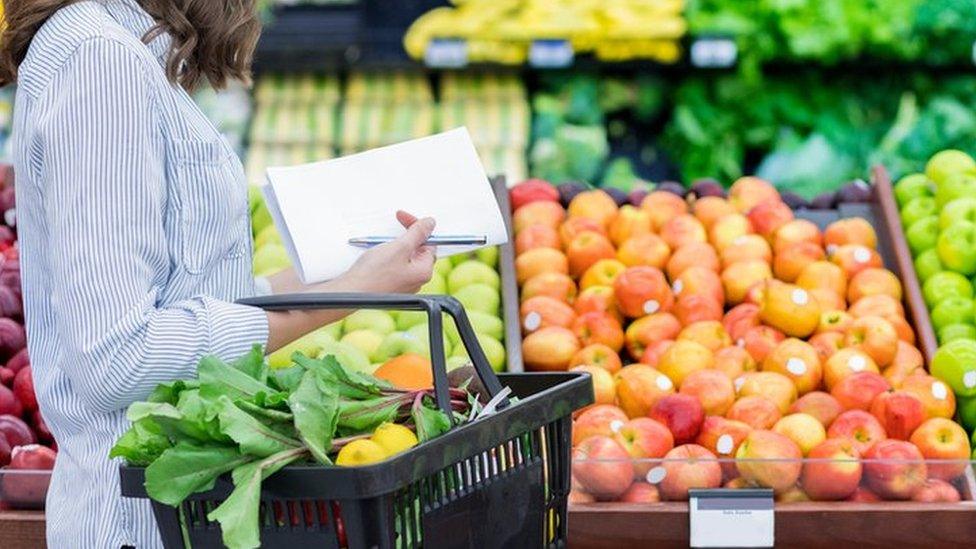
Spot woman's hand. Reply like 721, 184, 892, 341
337, 211, 437, 294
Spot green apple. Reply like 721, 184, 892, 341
318, 340, 372, 374
406, 323, 454, 357
901, 197, 938, 228
340, 329, 385, 359
253, 243, 290, 276
931, 338, 976, 397
343, 309, 396, 335
267, 329, 330, 368
419, 272, 447, 295
443, 316, 461, 346
372, 331, 428, 362
906, 216, 939, 257
957, 394, 976, 432
451, 333, 506, 372
466, 310, 504, 340
450, 246, 499, 268
937, 221, 976, 275
940, 197, 976, 230
321, 321, 344, 340
930, 296, 975, 331
447, 260, 500, 293
938, 323, 976, 345
252, 200, 274, 234
452, 283, 500, 315
254, 224, 282, 249
926, 149, 976, 187
923, 271, 974, 307
894, 173, 934, 208
248, 184, 264, 215
446, 356, 471, 371
914, 249, 944, 283
433, 257, 453, 278
395, 310, 428, 331
936, 173, 976, 208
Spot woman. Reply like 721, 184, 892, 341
0, 1, 436, 547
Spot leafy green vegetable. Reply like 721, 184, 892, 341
214, 395, 302, 457
198, 355, 276, 401
144, 442, 252, 507
337, 394, 403, 435
411, 396, 452, 443
230, 345, 269, 384
109, 418, 171, 466
288, 370, 338, 464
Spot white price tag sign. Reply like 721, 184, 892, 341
425, 39, 468, 69
690, 38, 738, 68
689, 489, 774, 548
529, 39, 574, 68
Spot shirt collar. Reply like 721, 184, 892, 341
99, 0, 172, 68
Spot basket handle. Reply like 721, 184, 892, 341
237, 292, 509, 425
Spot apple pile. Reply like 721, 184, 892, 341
509, 176, 971, 503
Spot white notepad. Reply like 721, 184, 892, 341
262, 128, 509, 284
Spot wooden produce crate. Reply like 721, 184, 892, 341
0, 511, 47, 549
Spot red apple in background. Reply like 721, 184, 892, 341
572, 436, 633, 501
863, 439, 927, 500
6, 348, 29, 374
31, 411, 53, 445
569, 490, 595, 504
573, 405, 629, 446
0, 384, 21, 417
0, 414, 33, 448
613, 418, 674, 477
870, 391, 925, 440
680, 369, 736, 416
827, 410, 886, 455
8, 444, 55, 470
650, 394, 705, 445
0, 433, 9, 467
790, 391, 843, 428
618, 481, 661, 503
510, 179, 559, 210
846, 486, 882, 502
830, 372, 890, 411
2, 444, 57, 506
696, 416, 752, 479
12, 366, 35, 413
735, 429, 803, 494
727, 395, 782, 430
800, 438, 862, 501
723, 303, 761, 342
909, 418, 971, 482
911, 479, 961, 503
657, 444, 722, 501
0, 367, 12, 386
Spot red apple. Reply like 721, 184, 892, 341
572, 436, 634, 500
870, 391, 926, 440
735, 429, 803, 494
656, 444, 722, 501
650, 394, 705, 445
827, 410, 887, 455
830, 372, 890, 411
863, 439, 927, 500
790, 391, 843, 428
800, 438, 862, 501
618, 481, 661, 503
909, 418, 971, 482
911, 478, 961, 503
613, 417, 675, 478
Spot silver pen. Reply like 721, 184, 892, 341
348, 235, 488, 248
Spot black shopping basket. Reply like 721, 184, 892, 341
120, 293, 593, 548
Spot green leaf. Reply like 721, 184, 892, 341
147, 379, 200, 405
337, 394, 403, 435
230, 344, 269, 384
234, 399, 294, 424
214, 396, 302, 457
175, 389, 231, 443
288, 370, 339, 464
412, 398, 452, 442
109, 418, 172, 466
144, 442, 252, 506
198, 355, 275, 401
295, 353, 390, 400
271, 365, 305, 393
207, 447, 307, 549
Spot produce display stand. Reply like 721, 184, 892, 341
491, 176, 524, 373
0, 511, 46, 549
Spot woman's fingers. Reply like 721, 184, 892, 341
399, 216, 436, 250
396, 210, 419, 229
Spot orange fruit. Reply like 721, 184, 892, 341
373, 354, 433, 389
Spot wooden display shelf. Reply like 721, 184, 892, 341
0, 511, 47, 549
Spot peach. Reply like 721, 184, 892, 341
615, 364, 675, 418
522, 326, 580, 372
816, 310, 854, 335
827, 410, 887, 455
619, 482, 662, 503
616, 233, 670, 269
513, 200, 566, 233
847, 268, 902, 303
773, 242, 825, 283
762, 338, 822, 395
845, 315, 898, 367
608, 204, 652, 246
667, 242, 720, 279
673, 294, 723, 326
571, 365, 617, 407
640, 191, 689, 231
720, 234, 773, 267
773, 413, 826, 456
678, 320, 732, 353
680, 369, 736, 416
696, 416, 753, 479
824, 348, 879, 390
614, 266, 673, 319
727, 396, 782, 430
863, 439, 927, 500
759, 282, 821, 338
656, 444, 722, 501
520, 295, 577, 334
573, 311, 625, 352
572, 436, 634, 500
737, 371, 797, 414
516, 247, 569, 285
911, 478, 962, 503
613, 417, 675, 478
570, 343, 623, 374
809, 332, 845, 363
624, 312, 681, 360
735, 429, 803, 494
801, 438, 862, 501
567, 232, 616, 278
568, 190, 618, 228
673, 267, 724, 305
709, 213, 754, 251
830, 244, 883, 279
723, 303, 761, 342
741, 325, 786, 364
910, 418, 971, 482
640, 339, 675, 368
521, 272, 578, 304
721, 260, 773, 305
847, 487, 882, 502
559, 217, 606, 248
899, 374, 955, 420
660, 214, 707, 250
575, 285, 621, 320
694, 196, 737, 229
848, 294, 905, 319
573, 404, 629, 445
650, 394, 706, 444
714, 346, 757, 380
580, 259, 627, 291
773, 219, 823, 254
747, 198, 794, 240
830, 372, 890, 411
729, 176, 779, 213
796, 261, 848, 302
790, 392, 843, 428
515, 224, 562, 255
658, 340, 714, 387
823, 218, 878, 252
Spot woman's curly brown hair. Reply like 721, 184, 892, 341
0, 0, 262, 90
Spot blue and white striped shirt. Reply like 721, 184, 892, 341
12, 1, 269, 546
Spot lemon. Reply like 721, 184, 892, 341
371, 423, 418, 455
335, 439, 388, 467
